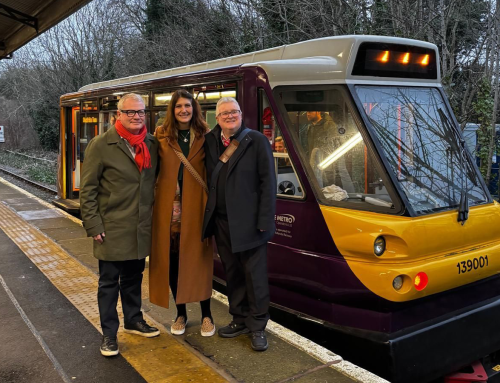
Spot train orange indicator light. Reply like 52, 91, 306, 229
414, 272, 428, 291
379, 51, 389, 63
420, 54, 430, 65
401, 53, 410, 64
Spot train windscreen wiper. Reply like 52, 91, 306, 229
438, 108, 468, 225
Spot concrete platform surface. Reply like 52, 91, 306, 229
0, 178, 386, 383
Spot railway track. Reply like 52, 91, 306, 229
0, 166, 57, 194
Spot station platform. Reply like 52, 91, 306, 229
0, 177, 387, 383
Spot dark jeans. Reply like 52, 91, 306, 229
214, 215, 270, 332
169, 239, 211, 320
98, 259, 145, 337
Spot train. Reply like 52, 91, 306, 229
57, 35, 500, 382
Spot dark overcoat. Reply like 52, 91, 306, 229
80, 127, 159, 261
149, 129, 213, 308
202, 124, 277, 253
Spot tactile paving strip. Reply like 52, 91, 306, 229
0, 201, 226, 383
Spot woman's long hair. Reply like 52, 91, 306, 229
159, 89, 208, 141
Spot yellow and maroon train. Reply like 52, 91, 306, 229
58, 35, 500, 382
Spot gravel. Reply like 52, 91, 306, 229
0, 172, 58, 203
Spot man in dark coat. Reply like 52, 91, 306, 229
80, 93, 160, 357
202, 97, 276, 351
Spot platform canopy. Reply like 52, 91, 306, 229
0, 0, 93, 60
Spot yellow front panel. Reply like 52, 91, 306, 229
321, 202, 500, 302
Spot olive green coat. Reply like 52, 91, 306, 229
80, 127, 159, 261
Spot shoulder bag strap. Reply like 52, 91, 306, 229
172, 147, 209, 194
210, 128, 252, 188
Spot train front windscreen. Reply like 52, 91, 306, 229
355, 86, 488, 215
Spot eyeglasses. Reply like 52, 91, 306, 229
217, 110, 241, 118
120, 110, 146, 117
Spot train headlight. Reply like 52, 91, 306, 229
374, 236, 386, 256
393, 276, 404, 291
414, 272, 429, 291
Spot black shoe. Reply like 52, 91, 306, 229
100, 335, 119, 356
124, 320, 160, 338
218, 321, 250, 338
251, 331, 268, 351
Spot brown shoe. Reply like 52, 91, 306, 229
171, 316, 187, 335
201, 317, 216, 337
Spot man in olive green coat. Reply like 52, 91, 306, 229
80, 93, 159, 357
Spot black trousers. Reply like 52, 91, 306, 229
98, 259, 145, 337
169, 236, 211, 320
214, 215, 270, 331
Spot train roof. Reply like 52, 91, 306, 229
79, 35, 440, 93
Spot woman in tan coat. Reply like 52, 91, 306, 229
150, 89, 215, 336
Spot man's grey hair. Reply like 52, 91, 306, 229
117, 93, 145, 110
216, 97, 240, 116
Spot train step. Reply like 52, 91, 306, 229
52, 198, 80, 214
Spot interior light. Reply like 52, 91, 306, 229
205, 92, 221, 100
379, 51, 389, 63
420, 54, 429, 65
414, 272, 428, 291
221, 90, 236, 98
401, 53, 410, 64
156, 95, 172, 101
318, 133, 363, 169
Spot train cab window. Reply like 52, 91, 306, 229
259, 90, 304, 199
276, 86, 397, 212
80, 113, 98, 162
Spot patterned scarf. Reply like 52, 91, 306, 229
115, 120, 151, 172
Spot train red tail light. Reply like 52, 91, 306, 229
414, 272, 428, 291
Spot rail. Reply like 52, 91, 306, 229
0, 166, 57, 194
5, 150, 57, 164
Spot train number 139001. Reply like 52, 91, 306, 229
456, 255, 488, 275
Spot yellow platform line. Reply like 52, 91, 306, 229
0, 201, 227, 383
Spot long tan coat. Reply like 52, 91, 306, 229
149, 130, 213, 308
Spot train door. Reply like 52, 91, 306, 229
77, 99, 99, 191
71, 106, 81, 193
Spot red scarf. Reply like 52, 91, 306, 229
115, 120, 151, 172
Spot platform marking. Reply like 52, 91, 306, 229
0, 177, 83, 225
0, 177, 387, 383
0, 201, 228, 383
210, 292, 389, 383
0, 274, 73, 383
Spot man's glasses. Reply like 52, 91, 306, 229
120, 110, 146, 117
218, 110, 241, 118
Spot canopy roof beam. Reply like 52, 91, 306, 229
0, 3, 38, 32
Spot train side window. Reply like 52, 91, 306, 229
99, 112, 116, 133
259, 89, 304, 199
